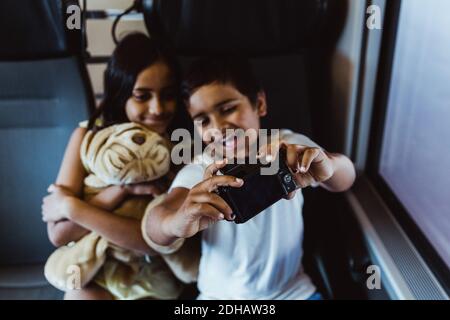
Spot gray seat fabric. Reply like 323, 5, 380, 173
0, 0, 93, 299
0, 58, 91, 300
0, 265, 63, 300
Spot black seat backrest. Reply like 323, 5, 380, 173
143, 0, 331, 56
142, 0, 346, 299
143, 0, 342, 139
0, 0, 94, 265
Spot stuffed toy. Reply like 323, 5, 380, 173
44, 122, 198, 300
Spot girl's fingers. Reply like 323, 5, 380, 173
203, 158, 228, 179
47, 184, 72, 195
126, 182, 162, 195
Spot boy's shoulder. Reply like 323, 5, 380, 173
169, 158, 205, 191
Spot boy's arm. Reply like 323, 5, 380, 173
145, 188, 190, 246
319, 152, 356, 192
283, 144, 356, 193
145, 164, 242, 247
261, 131, 354, 192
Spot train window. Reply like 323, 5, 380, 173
369, 0, 450, 286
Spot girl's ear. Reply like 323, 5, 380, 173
256, 91, 268, 117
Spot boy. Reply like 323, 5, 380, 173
144, 57, 356, 299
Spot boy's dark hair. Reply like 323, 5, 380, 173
182, 56, 262, 106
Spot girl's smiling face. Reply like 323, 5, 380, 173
187, 82, 267, 158
125, 60, 177, 135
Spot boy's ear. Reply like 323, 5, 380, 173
256, 91, 267, 117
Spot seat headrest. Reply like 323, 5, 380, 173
0, 0, 82, 60
143, 0, 336, 56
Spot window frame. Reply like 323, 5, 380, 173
366, 0, 450, 294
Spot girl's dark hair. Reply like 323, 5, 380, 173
182, 56, 262, 106
88, 32, 192, 134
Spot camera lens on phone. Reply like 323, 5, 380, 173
283, 174, 292, 184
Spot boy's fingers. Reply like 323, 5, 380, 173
285, 144, 316, 173
285, 144, 304, 172
293, 173, 316, 189
190, 203, 225, 221
196, 175, 244, 193
203, 158, 228, 179
258, 141, 282, 163
300, 148, 321, 173
198, 217, 215, 232
189, 192, 234, 220
283, 190, 297, 200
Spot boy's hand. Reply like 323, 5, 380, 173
284, 144, 334, 189
166, 160, 244, 239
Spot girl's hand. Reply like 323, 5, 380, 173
41, 184, 77, 222
165, 160, 244, 239
123, 179, 169, 197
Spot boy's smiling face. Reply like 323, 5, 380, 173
187, 82, 267, 158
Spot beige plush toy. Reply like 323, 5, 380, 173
44, 122, 196, 300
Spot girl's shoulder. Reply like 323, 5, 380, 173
78, 118, 103, 129
78, 120, 89, 128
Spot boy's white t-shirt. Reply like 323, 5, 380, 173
169, 129, 320, 300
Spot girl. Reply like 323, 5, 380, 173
41, 33, 191, 300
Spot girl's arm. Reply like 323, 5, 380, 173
67, 196, 154, 255
46, 127, 90, 247
43, 188, 155, 255
45, 127, 134, 246
47, 185, 128, 247
43, 126, 167, 254
86, 182, 166, 212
